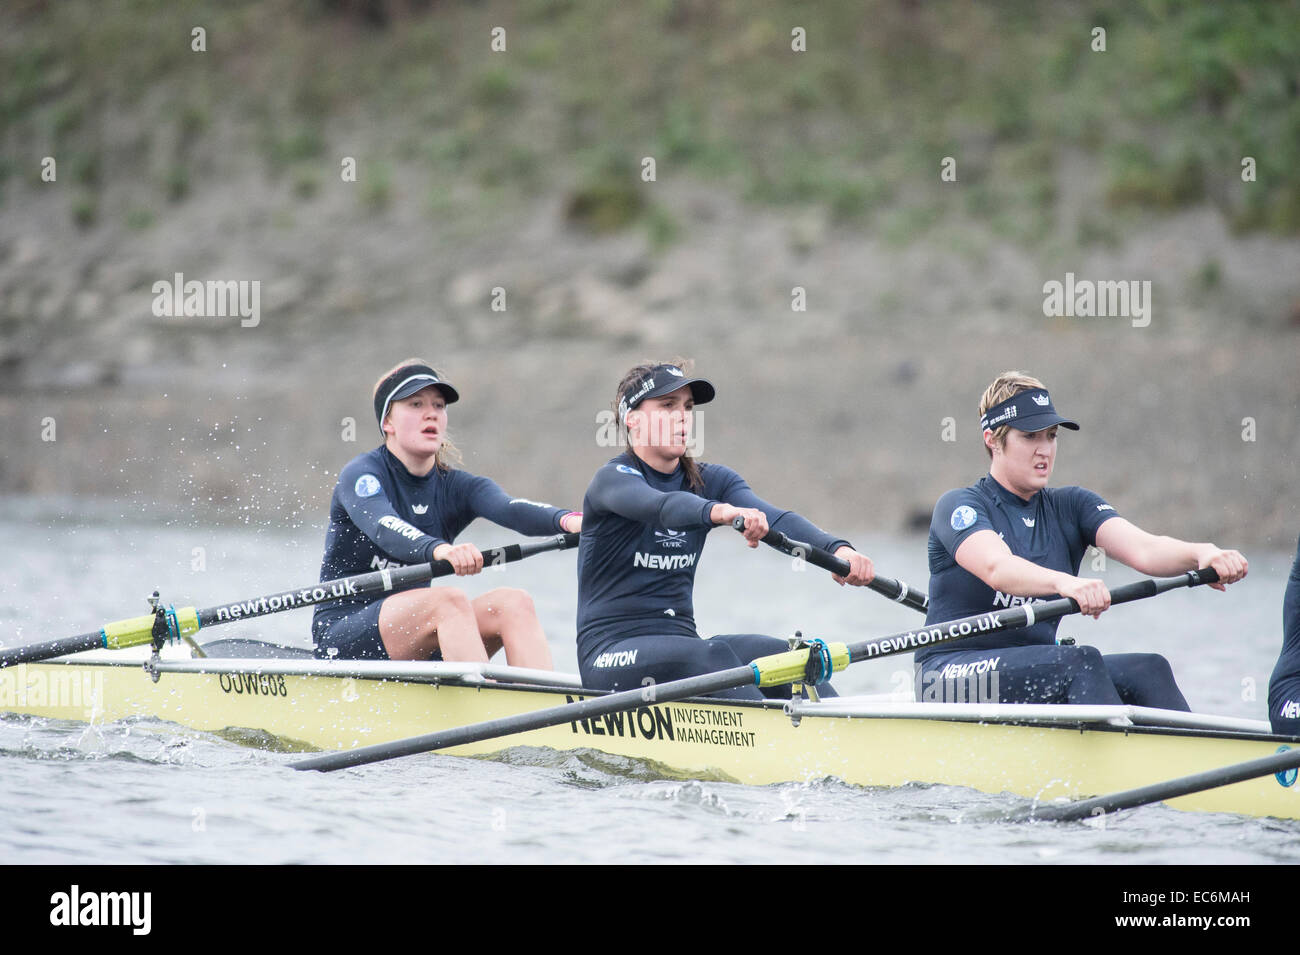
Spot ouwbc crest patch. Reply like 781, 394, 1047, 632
355, 474, 382, 498
950, 505, 978, 531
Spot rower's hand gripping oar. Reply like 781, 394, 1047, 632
0, 533, 581, 668
291, 567, 1219, 772
731, 517, 929, 613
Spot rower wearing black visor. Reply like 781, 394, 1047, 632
917, 370, 1247, 708
575, 359, 877, 701
312, 359, 581, 665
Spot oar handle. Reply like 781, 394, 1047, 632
732, 517, 929, 612
1111, 566, 1219, 604
510, 533, 582, 561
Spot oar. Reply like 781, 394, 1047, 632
291, 567, 1219, 772
732, 518, 929, 612
0, 533, 580, 668
1026, 745, 1300, 823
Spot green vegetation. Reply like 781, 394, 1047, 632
164, 163, 190, 202
563, 150, 649, 232
360, 160, 392, 212
292, 166, 320, 199
125, 206, 155, 230
71, 192, 97, 228
1, 0, 1296, 239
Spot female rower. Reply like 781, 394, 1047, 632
575, 360, 876, 700
1268, 533, 1300, 736
918, 370, 1248, 709
312, 359, 581, 664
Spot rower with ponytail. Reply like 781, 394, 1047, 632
575, 358, 877, 700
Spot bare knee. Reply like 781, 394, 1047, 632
473, 588, 550, 669
428, 587, 474, 617
478, 588, 536, 622
399, 587, 474, 634
380, 587, 479, 660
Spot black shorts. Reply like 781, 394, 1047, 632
914, 644, 1189, 709
1270, 678, 1300, 737
579, 632, 838, 701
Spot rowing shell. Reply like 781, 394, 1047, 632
2, 639, 1297, 819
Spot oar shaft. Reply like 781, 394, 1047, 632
1, 533, 580, 669
845, 569, 1218, 664
195, 535, 576, 627
738, 521, 929, 613
0, 631, 105, 668
292, 664, 755, 772
1030, 747, 1300, 822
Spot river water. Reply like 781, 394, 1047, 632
1, 497, 1297, 868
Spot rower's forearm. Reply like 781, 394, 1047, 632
1124, 536, 1209, 577
984, 555, 1078, 598
766, 509, 851, 557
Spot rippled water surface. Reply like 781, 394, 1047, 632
2, 499, 1297, 864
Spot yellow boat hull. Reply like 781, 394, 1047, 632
3, 660, 1297, 819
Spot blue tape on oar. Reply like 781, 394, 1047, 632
805, 638, 833, 684
1277, 745, 1297, 788
166, 606, 183, 643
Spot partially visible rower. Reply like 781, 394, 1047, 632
1269, 534, 1300, 735
917, 370, 1247, 709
